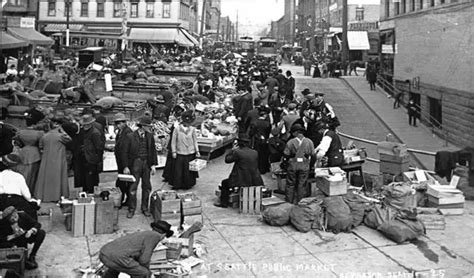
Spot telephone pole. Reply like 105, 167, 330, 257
342, 0, 349, 63
235, 10, 239, 41
199, 0, 207, 47
66, 0, 70, 47
216, 9, 221, 41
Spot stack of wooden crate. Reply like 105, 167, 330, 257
377, 141, 409, 184
314, 167, 348, 196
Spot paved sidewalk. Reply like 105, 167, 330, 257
341, 76, 459, 172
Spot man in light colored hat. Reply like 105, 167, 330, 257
123, 116, 157, 218
113, 113, 133, 208
81, 114, 105, 193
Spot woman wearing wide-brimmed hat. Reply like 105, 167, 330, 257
170, 110, 200, 189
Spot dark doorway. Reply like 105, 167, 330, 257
429, 97, 442, 128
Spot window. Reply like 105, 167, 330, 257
355, 7, 364, 21
394, 2, 400, 14
429, 97, 442, 128
64, 1, 72, 17
385, 0, 390, 17
113, 2, 122, 17
130, 2, 138, 17
411, 0, 416, 11
47, 0, 56, 16
163, 3, 171, 18
80, 1, 88, 17
419, 0, 423, 9
401, 0, 406, 12
97, 1, 105, 17
430, 0, 435, 6
146, 3, 155, 18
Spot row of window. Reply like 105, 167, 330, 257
387, 0, 457, 17
47, 1, 171, 18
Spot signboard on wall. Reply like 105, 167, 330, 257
20, 17, 35, 28
382, 44, 397, 54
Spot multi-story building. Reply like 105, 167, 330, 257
379, 0, 473, 147
219, 16, 234, 42
304, 0, 379, 59
273, 0, 295, 45
37, 0, 199, 51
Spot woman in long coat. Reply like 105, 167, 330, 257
12, 129, 44, 192
35, 119, 71, 202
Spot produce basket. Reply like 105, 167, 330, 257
189, 159, 207, 172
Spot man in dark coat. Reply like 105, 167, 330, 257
99, 220, 173, 278
0, 206, 46, 270
269, 90, 290, 124
113, 113, 133, 208
233, 89, 253, 137
244, 98, 261, 134
81, 115, 105, 193
215, 137, 264, 208
262, 73, 279, 99
285, 70, 295, 101
0, 122, 15, 156
275, 69, 287, 92
123, 116, 157, 218
249, 107, 272, 174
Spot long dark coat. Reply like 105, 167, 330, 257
225, 146, 264, 187
125, 131, 158, 169
114, 126, 132, 172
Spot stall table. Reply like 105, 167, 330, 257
198, 135, 236, 161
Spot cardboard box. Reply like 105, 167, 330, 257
95, 199, 115, 234
315, 175, 348, 196
379, 161, 409, 175
72, 201, 96, 237
379, 153, 410, 163
403, 170, 439, 185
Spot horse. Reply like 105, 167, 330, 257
348, 60, 366, 76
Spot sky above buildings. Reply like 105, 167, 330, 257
221, 0, 285, 36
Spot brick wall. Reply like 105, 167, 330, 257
392, 3, 474, 148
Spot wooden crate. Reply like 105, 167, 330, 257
95, 199, 115, 234
215, 190, 240, 208
161, 212, 182, 227
417, 214, 446, 230
379, 161, 409, 175
167, 234, 195, 257
239, 186, 263, 214
0, 248, 27, 276
183, 214, 203, 226
178, 193, 202, 216
72, 201, 96, 237
315, 176, 348, 196
379, 153, 410, 163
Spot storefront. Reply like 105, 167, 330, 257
123, 26, 199, 48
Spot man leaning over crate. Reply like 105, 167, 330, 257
214, 136, 264, 208
123, 116, 157, 218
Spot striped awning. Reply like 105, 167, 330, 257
124, 27, 198, 47
7, 27, 54, 46
0, 31, 28, 49
44, 24, 84, 32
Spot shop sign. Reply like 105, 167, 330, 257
329, 3, 338, 11
349, 21, 379, 31
382, 44, 397, 54
20, 17, 35, 28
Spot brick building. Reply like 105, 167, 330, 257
272, 0, 295, 45
37, 0, 199, 51
380, 0, 474, 147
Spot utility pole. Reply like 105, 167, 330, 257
216, 9, 221, 41
235, 10, 239, 42
199, 0, 207, 47
66, 0, 70, 47
342, 0, 348, 63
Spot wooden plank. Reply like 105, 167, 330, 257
83, 203, 96, 236
255, 186, 262, 214
95, 199, 115, 234
240, 187, 248, 214
248, 187, 255, 213
72, 203, 85, 237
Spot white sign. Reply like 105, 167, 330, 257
329, 3, 338, 11
104, 73, 113, 92
382, 44, 397, 54
20, 17, 35, 28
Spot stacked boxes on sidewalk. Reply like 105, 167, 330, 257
150, 190, 203, 227
178, 192, 203, 225
314, 167, 348, 196
377, 141, 409, 183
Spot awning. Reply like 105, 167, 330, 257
125, 27, 198, 47
348, 31, 370, 50
7, 27, 54, 46
44, 24, 84, 32
180, 28, 199, 46
0, 31, 28, 49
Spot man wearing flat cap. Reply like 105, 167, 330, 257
113, 113, 133, 208
215, 136, 264, 208
0, 206, 46, 269
99, 220, 173, 278
81, 114, 105, 194
123, 116, 157, 218
282, 124, 315, 204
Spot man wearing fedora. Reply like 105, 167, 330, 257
0, 206, 46, 269
215, 136, 263, 208
123, 116, 157, 218
282, 124, 315, 204
113, 113, 133, 208
81, 114, 105, 194
99, 220, 173, 278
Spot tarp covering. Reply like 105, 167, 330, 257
7, 27, 54, 46
0, 31, 28, 49
348, 31, 370, 50
125, 27, 198, 47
